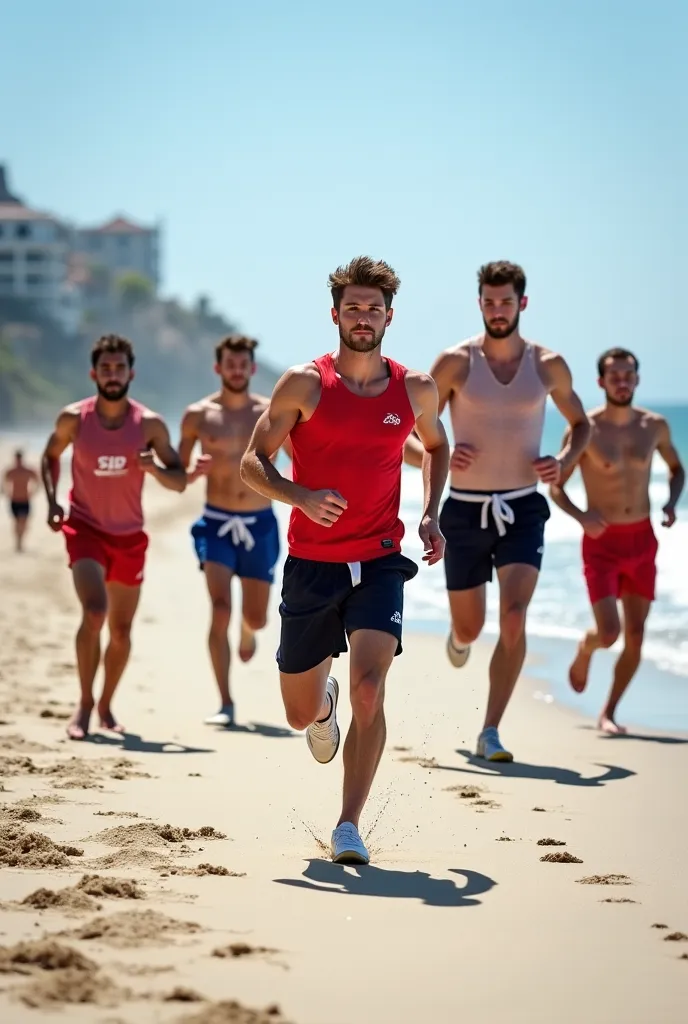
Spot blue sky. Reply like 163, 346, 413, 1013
2, 0, 686, 403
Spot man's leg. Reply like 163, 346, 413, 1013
598, 593, 651, 734
448, 585, 487, 647
98, 581, 141, 732
479, 564, 539, 754
203, 562, 235, 719
69, 559, 108, 740
14, 511, 29, 553
568, 597, 621, 693
280, 658, 333, 731
339, 628, 397, 829
238, 578, 271, 663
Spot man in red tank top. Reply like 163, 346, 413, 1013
40, 334, 186, 740
241, 256, 449, 864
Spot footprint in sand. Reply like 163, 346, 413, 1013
62, 909, 203, 948
577, 874, 632, 886
540, 852, 583, 864
537, 838, 567, 846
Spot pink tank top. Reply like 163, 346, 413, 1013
449, 339, 549, 492
68, 397, 147, 535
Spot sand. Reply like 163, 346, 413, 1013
1, 443, 687, 1023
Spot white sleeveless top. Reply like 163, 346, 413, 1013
448, 339, 549, 492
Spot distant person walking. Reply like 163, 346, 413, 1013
3, 449, 38, 552
179, 335, 291, 727
241, 256, 448, 864
550, 348, 685, 733
41, 334, 186, 740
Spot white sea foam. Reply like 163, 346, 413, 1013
400, 464, 688, 679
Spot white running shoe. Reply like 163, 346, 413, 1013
331, 821, 369, 865
306, 676, 340, 764
204, 705, 235, 727
476, 726, 513, 762
446, 633, 471, 668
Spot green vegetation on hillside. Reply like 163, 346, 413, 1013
0, 278, 281, 426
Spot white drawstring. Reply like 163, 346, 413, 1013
449, 485, 537, 537
202, 508, 257, 551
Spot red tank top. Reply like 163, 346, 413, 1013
287, 353, 415, 562
68, 396, 147, 535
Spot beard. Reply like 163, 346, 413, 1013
606, 390, 634, 407
340, 325, 385, 353
483, 311, 520, 339
222, 376, 250, 394
97, 381, 130, 402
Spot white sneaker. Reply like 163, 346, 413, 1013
331, 821, 369, 865
476, 726, 513, 762
306, 676, 340, 764
446, 633, 471, 668
204, 705, 235, 727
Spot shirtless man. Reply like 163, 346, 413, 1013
3, 449, 38, 552
241, 256, 448, 864
550, 347, 685, 734
179, 335, 289, 727
405, 261, 590, 761
41, 334, 186, 740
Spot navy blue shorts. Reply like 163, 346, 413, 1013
10, 501, 30, 519
191, 504, 280, 584
440, 489, 551, 591
276, 551, 418, 675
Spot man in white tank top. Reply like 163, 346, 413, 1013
406, 261, 590, 761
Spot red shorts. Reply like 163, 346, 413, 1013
582, 518, 658, 606
63, 517, 149, 587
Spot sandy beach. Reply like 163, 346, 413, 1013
1, 459, 687, 1024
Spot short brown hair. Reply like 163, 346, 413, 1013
91, 333, 135, 368
597, 347, 639, 377
478, 261, 527, 300
214, 334, 258, 364
328, 256, 400, 311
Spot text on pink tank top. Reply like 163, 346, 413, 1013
449, 340, 548, 492
68, 397, 147, 535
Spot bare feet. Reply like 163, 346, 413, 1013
239, 622, 257, 663
98, 705, 126, 735
568, 642, 592, 693
67, 705, 93, 740
598, 714, 627, 735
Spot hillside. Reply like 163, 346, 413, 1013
0, 290, 282, 427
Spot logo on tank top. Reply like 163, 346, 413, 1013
94, 455, 129, 477
383, 413, 401, 426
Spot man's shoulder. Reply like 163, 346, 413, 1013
276, 362, 322, 396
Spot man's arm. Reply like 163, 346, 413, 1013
403, 349, 458, 468
656, 418, 685, 527
407, 372, 450, 564
240, 370, 308, 506
544, 354, 591, 477
549, 427, 608, 537
240, 368, 346, 527
41, 408, 78, 528
28, 468, 39, 495
142, 416, 187, 493
549, 426, 586, 521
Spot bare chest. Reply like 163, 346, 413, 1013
586, 423, 657, 473
197, 405, 263, 458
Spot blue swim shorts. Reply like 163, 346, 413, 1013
191, 504, 280, 584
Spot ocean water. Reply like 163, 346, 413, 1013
400, 403, 688, 732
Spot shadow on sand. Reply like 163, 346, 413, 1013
443, 749, 637, 787
84, 721, 294, 752
84, 732, 214, 754
274, 859, 496, 908
576, 724, 688, 746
